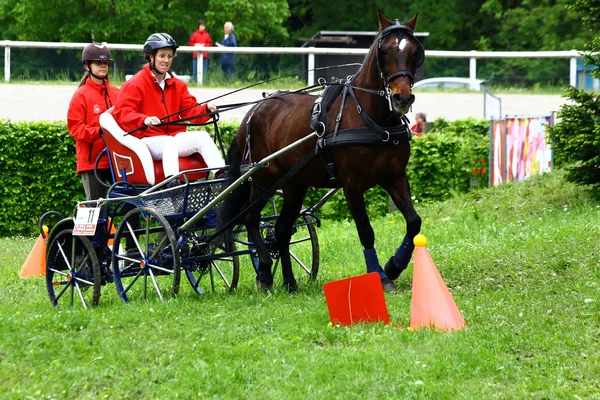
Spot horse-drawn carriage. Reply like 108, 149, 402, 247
41, 10, 424, 308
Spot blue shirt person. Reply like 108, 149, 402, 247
217, 21, 237, 77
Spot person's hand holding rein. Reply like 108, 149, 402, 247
144, 116, 162, 126
205, 102, 218, 112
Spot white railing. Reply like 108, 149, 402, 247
0, 40, 583, 86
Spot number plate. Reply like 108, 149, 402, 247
73, 206, 100, 236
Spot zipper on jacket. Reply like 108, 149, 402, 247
88, 143, 93, 163
160, 87, 170, 135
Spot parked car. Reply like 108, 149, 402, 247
413, 77, 487, 91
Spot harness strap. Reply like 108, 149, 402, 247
322, 125, 411, 148
333, 85, 349, 138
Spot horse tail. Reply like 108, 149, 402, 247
216, 138, 250, 240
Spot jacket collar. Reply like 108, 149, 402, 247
143, 64, 174, 86
85, 76, 110, 91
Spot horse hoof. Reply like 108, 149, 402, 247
381, 277, 397, 292
284, 281, 298, 293
384, 258, 405, 281
256, 278, 273, 293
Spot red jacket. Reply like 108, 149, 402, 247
67, 77, 119, 173
188, 30, 213, 59
112, 64, 211, 138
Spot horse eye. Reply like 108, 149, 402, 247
380, 48, 388, 56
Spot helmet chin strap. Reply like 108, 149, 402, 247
86, 63, 107, 82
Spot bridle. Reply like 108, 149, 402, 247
375, 20, 425, 103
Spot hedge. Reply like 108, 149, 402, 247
0, 118, 489, 237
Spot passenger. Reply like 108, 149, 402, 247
411, 112, 427, 137
67, 43, 119, 200
112, 32, 225, 181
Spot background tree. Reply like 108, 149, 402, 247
547, 0, 600, 193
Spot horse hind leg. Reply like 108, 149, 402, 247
274, 185, 308, 293
344, 187, 396, 292
382, 176, 422, 280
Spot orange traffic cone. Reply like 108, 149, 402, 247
18, 226, 48, 278
324, 272, 390, 326
410, 234, 465, 332
106, 217, 117, 247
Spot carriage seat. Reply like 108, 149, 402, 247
99, 108, 208, 186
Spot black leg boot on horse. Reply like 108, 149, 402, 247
344, 187, 397, 291
382, 176, 422, 280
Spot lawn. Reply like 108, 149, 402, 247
1, 171, 598, 399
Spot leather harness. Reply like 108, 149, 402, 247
241, 21, 422, 194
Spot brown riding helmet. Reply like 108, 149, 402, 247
82, 43, 112, 63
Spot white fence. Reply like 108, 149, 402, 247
0, 40, 583, 86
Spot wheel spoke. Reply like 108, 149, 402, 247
290, 237, 310, 245
54, 280, 72, 302
148, 263, 174, 275
211, 260, 231, 288
126, 220, 143, 254
122, 267, 144, 295
290, 250, 311, 275
70, 281, 74, 306
72, 276, 95, 287
73, 280, 88, 309
148, 268, 163, 301
48, 268, 69, 278
73, 252, 90, 273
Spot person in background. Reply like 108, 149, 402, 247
67, 43, 119, 200
411, 112, 427, 137
188, 19, 213, 82
112, 33, 225, 180
217, 21, 237, 77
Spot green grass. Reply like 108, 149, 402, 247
1, 171, 599, 399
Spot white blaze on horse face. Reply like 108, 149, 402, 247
398, 38, 409, 52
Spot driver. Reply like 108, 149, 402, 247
112, 32, 225, 181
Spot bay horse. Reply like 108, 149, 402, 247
218, 10, 423, 292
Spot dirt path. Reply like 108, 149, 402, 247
0, 83, 567, 124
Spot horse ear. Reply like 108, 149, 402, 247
378, 9, 392, 30
406, 13, 419, 31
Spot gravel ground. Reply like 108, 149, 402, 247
0, 83, 567, 124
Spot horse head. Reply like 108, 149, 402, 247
376, 10, 423, 114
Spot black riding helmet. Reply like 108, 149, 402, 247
143, 33, 179, 57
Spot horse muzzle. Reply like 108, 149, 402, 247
391, 93, 415, 114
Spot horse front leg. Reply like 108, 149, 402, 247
381, 175, 422, 280
274, 185, 308, 293
344, 187, 396, 291
245, 196, 274, 292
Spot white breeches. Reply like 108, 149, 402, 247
141, 130, 226, 177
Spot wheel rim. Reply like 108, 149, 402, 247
112, 207, 180, 303
46, 229, 101, 308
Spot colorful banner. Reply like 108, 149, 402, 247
490, 119, 506, 187
490, 116, 553, 186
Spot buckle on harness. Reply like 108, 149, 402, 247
312, 102, 322, 115
316, 122, 326, 137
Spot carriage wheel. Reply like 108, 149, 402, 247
183, 234, 240, 294
46, 229, 101, 308
261, 195, 320, 282
112, 207, 180, 303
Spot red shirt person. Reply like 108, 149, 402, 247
113, 33, 225, 179
188, 20, 213, 81
411, 112, 427, 137
67, 43, 119, 200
